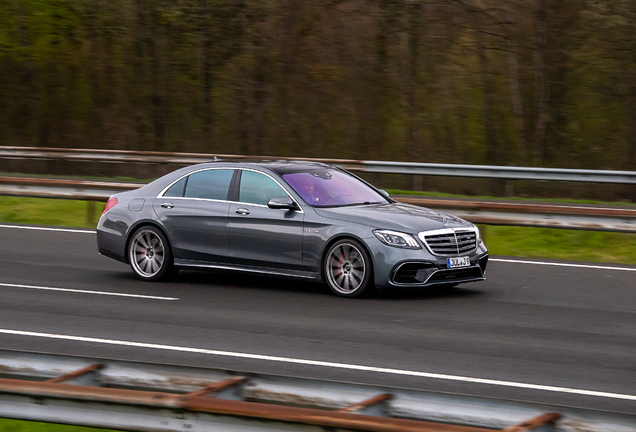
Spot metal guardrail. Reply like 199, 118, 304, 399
1, 349, 633, 432
397, 197, 636, 233
361, 161, 636, 184
2, 146, 636, 184
1, 176, 636, 233
0, 175, 141, 201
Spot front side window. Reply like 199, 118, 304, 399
282, 169, 387, 207
239, 170, 289, 206
184, 169, 234, 200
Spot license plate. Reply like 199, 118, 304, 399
447, 256, 470, 268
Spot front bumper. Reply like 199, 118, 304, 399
368, 236, 489, 290
390, 254, 488, 287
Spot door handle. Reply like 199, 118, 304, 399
235, 208, 250, 215
161, 202, 174, 209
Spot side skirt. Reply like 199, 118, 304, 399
174, 259, 319, 281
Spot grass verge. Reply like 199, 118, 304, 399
0, 196, 101, 227
0, 419, 119, 432
1, 196, 635, 265
481, 226, 636, 264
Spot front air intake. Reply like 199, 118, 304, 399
427, 267, 483, 283
392, 262, 436, 284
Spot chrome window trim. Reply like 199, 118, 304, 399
156, 196, 232, 205
156, 166, 304, 213
417, 227, 479, 257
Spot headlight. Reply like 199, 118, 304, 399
373, 230, 421, 249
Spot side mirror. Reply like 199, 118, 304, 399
379, 189, 390, 198
267, 197, 299, 211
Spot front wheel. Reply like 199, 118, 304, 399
324, 239, 374, 298
128, 226, 174, 281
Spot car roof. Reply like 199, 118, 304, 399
185, 159, 334, 174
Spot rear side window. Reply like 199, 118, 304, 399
163, 177, 186, 197
184, 169, 234, 200
239, 170, 288, 206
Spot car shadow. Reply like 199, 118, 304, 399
376, 285, 484, 301
107, 268, 485, 300
175, 270, 487, 301
167, 270, 331, 296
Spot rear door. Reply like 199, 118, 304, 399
153, 168, 235, 263
228, 170, 305, 270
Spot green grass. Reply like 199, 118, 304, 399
1, 195, 635, 265
0, 419, 119, 432
482, 226, 636, 264
0, 196, 101, 228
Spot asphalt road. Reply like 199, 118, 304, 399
0, 224, 634, 414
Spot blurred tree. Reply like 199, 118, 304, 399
0, 0, 634, 170
582, 0, 636, 169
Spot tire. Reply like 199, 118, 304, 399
323, 238, 374, 298
128, 226, 174, 281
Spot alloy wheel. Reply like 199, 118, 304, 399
130, 229, 165, 278
326, 242, 366, 295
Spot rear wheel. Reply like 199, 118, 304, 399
128, 226, 174, 281
324, 239, 374, 298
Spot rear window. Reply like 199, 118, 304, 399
163, 177, 187, 198
184, 169, 234, 200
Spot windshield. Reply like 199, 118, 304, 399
282, 169, 388, 207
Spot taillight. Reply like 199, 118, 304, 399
102, 197, 118, 216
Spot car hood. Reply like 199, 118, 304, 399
314, 202, 471, 233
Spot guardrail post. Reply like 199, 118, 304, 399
501, 413, 561, 432
46, 363, 104, 386
86, 201, 96, 227
412, 175, 424, 192
505, 180, 515, 197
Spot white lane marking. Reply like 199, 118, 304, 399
490, 258, 636, 272
0, 224, 94, 234
0, 283, 178, 301
2, 224, 634, 271
0, 329, 633, 401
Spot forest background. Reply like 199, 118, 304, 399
1, 0, 635, 170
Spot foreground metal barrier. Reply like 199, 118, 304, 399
1, 350, 633, 432
1, 176, 636, 233
1, 146, 636, 184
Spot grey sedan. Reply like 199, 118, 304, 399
97, 161, 488, 297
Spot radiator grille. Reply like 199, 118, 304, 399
421, 229, 477, 256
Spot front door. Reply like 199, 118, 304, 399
229, 170, 304, 270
